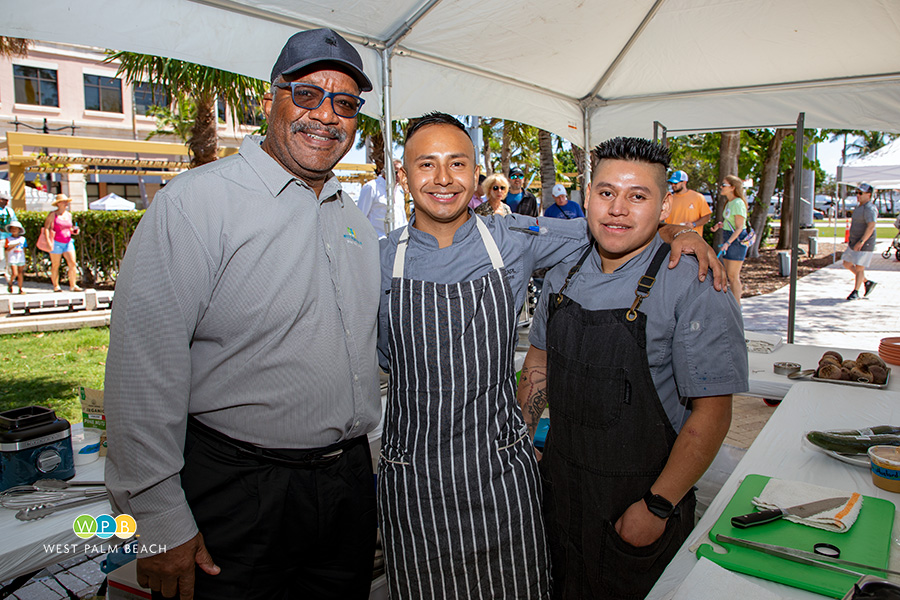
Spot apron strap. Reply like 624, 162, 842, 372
474, 217, 505, 270
392, 218, 504, 279
552, 244, 594, 310
392, 226, 410, 278
625, 243, 671, 322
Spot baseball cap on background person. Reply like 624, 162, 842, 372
857, 183, 874, 194
667, 170, 688, 184
509, 167, 525, 178
270, 28, 373, 92
0, 190, 10, 200
551, 183, 567, 197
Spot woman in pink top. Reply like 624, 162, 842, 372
43, 194, 82, 292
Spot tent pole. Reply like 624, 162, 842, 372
788, 112, 805, 344
582, 106, 591, 194
382, 47, 395, 234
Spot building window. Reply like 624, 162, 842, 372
134, 82, 170, 116
84, 74, 123, 113
239, 96, 265, 127
217, 97, 227, 124
13, 65, 59, 107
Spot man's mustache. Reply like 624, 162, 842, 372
290, 121, 347, 142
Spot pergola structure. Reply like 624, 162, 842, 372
1, 132, 376, 211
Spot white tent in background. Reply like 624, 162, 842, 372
89, 193, 136, 211
839, 137, 900, 190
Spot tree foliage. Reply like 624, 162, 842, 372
106, 51, 268, 167
0, 37, 31, 58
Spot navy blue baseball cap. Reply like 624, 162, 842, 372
271, 28, 373, 92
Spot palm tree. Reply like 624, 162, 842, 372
846, 131, 892, 160
538, 129, 555, 208
0, 37, 31, 58
107, 52, 267, 167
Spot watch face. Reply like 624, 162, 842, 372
644, 492, 675, 518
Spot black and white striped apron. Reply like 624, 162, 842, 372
378, 217, 550, 599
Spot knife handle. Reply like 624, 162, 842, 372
731, 509, 785, 528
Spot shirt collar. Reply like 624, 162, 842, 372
406, 209, 477, 248
587, 233, 664, 274
240, 135, 343, 206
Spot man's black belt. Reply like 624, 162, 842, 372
187, 415, 365, 468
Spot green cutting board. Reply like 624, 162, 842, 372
697, 474, 896, 598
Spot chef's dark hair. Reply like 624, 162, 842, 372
591, 137, 671, 169
405, 112, 469, 144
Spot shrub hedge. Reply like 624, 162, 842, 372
15, 210, 145, 286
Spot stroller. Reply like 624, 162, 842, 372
883, 215, 900, 261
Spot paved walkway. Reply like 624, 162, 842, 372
742, 239, 900, 349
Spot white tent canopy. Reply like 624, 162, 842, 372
5, 0, 900, 148
839, 137, 900, 190
89, 193, 136, 211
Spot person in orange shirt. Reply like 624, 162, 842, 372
665, 170, 711, 235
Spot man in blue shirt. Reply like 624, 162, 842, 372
506, 166, 538, 216
543, 183, 584, 219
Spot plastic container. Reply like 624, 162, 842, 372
868, 445, 900, 493
72, 429, 101, 465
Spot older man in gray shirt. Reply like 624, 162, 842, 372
105, 29, 380, 600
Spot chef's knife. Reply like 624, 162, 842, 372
731, 496, 850, 529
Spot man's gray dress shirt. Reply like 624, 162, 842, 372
104, 136, 381, 552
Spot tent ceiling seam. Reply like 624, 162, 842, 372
583, 0, 667, 103
384, 0, 445, 50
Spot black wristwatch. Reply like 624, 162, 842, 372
643, 490, 676, 519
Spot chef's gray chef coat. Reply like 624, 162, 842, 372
377, 212, 588, 369
530, 235, 749, 432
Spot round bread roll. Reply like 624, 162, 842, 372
857, 352, 886, 370
817, 363, 843, 380
868, 364, 888, 384
823, 351, 844, 363
841, 360, 857, 370
841, 367, 852, 381
819, 356, 841, 367
849, 366, 873, 383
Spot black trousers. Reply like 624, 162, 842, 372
153, 419, 377, 600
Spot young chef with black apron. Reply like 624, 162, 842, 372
519, 137, 748, 599
376, 115, 725, 600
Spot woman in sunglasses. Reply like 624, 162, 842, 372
475, 173, 513, 216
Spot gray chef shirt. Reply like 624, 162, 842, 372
104, 136, 382, 552
377, 212, 589, 369
529, 235, 749, 432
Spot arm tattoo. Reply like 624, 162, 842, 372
519, 366, 549, 439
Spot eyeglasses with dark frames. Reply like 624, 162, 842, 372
272, 82, 365, 118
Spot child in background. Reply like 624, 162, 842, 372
4, 221, 27, 294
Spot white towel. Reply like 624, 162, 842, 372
752, 478, 863, 533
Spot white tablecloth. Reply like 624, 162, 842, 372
648, 382, 900, 599
747, 343, 899, 400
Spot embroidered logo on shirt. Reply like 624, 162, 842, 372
343, 227, 363, 246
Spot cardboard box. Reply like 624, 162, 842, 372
79, 386, 107, 456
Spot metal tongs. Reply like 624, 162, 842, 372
15, 491, 110, 521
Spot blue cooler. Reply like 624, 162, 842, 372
0, 406, 75, 491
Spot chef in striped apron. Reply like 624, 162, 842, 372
375, 113, 725, 600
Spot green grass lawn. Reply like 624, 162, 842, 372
815, 226, 896, 239
0, 327, 109, 423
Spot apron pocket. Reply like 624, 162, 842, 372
549, 354, 630, 430
599, 517, 679, 599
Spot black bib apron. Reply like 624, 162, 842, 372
542, 244, 695, 600
378, 218, 550, 599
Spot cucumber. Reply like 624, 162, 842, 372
806, 426, 900, 455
